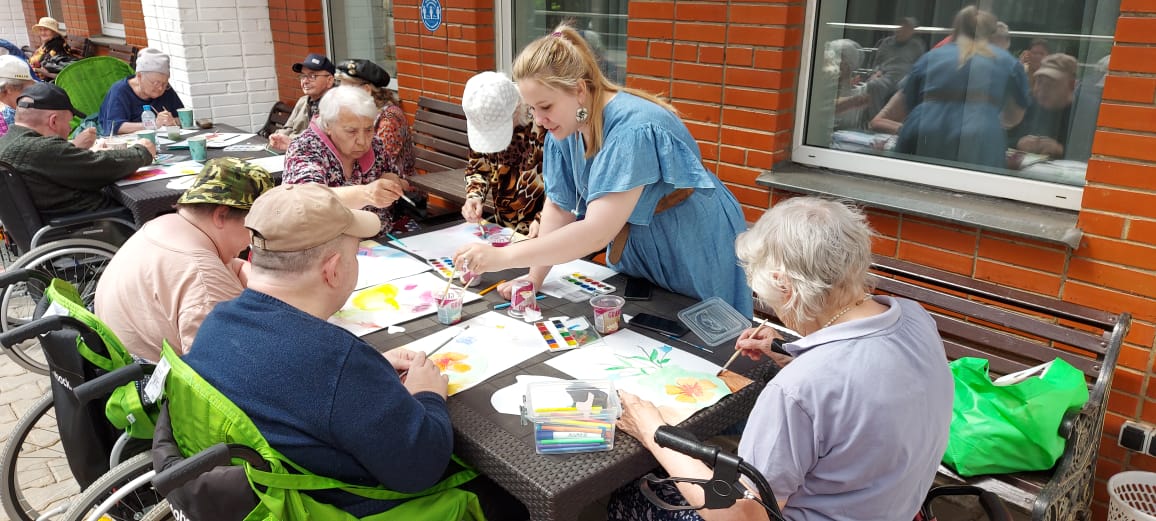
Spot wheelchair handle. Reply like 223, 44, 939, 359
0, 314, 107, 362
654, 426, 721, 466
73, 363, 144, 405
152, 443, 268, 496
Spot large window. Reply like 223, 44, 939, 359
794, 0, 1119, 210
45, 0, 63, 22
504, 0, 627, 83
98, 0, 124, 38
326, 0, 397, 90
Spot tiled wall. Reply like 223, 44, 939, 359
0, 0, 30, 47
139, 0, 279, 131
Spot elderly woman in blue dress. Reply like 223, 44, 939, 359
283, 85, 409, 235
453, 24, 752, 315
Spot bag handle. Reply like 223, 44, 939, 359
992, 360, 1053, 386
921, 485, 1011, 521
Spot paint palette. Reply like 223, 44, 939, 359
427, 256, 457, 279
536, 317, 601, 352
557, 273, 616, 297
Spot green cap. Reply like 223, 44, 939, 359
177, 157, 274, 210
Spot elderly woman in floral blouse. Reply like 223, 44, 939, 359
283, 85, 409, 235
334, 59, 416, 179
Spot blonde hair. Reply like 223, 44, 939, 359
952, 6, 996, 67
512, 24, 674, 159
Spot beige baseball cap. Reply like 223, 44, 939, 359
245, 183, 380, 252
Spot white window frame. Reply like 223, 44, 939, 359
98, 0, 125, 38
45, 0, 63, 21
791, 1, 1085, 211
321, 0, 399, 91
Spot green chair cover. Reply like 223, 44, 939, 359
53, 56, 134, 132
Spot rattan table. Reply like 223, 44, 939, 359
364, 264, 769, 521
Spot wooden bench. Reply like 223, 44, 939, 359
106, 43, 137, 68
408, 96, 480, 210
868, 255, 1130, 520
66, 35, 95, 59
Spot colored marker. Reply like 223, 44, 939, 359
538, 438, 608, 445
536, 433, 608, 442
385, 233, 408, 248
664, 334, 713, 354
493, 294, 546, 310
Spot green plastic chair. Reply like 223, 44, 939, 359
53, 56, 134, 132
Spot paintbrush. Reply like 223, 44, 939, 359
441, 264, 458, 302
719, 320, 768, 375
478, 218, 489, 239
399, 325, 471, 380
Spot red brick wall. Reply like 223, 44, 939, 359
268, 0, 327, 104
393, 0, 496, 108
58, 0, 103, 38
20, 0, 45, 43
121, 0, 147, 47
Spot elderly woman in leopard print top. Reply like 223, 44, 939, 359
460, 72, 546, 238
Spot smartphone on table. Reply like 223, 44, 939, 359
624, 276, 653, 301
629, 312, 690, 338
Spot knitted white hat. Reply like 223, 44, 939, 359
461, 71, 520, 154
135, 48, 170, 75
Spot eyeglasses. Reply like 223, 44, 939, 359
140, 73, 169, 91
297, 73, 332, 82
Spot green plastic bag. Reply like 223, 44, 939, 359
942, 357, 1089, 476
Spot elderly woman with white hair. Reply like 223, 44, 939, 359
97, 47, 184, 135
611, 197, 954, 521
283, 85, 409, 235
0, 55, 36, 138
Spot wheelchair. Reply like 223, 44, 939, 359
0, 272, 158, 521
639, 426, 1010, 521
65, 343, 485, 521
0, 160, 136, 374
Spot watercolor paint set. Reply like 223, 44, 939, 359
427, 256, 457, 279
535, 316, 602, 352
552, 272, 616, 302
522, 380, 620, 454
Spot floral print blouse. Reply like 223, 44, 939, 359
375, 102, 416, 178
283, 121, 403, 234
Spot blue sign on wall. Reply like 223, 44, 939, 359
421, 0, 443, 32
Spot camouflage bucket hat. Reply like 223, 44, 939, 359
177, 157, 274, 210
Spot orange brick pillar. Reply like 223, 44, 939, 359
268, 0, 326, 104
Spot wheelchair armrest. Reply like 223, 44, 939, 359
0, 268, 53, 291
73, 363, 144, 405
44, 207, 133, 227
0, 314, 70, 348
153, 443, 231, 496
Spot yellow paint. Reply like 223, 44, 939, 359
665, 377, 719, 404
351, 284, 400, 311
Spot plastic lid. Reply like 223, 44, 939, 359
677, 297, 750, 346
142, 105, 152, 111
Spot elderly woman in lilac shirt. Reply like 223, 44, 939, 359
283, 85, 409, 235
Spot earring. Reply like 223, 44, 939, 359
576, 106, 589, 123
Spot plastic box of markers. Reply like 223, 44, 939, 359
522, 380, 620, 455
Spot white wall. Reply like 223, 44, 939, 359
141, 0, 278, 132
0, 0, 30, 48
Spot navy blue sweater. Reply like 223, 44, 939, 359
184, 289, 452, 516
96, 78, 185, 135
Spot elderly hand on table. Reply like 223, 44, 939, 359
71, 127, 97, 150
735, 325, 793, 368
361, 175, 409, 208
616, 391, 667, 450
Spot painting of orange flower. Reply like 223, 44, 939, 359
664, 377, 718, 404
432, 352, 473, 373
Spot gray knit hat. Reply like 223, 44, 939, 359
136, 48, 170, 75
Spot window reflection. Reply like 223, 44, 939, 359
805, 1, 1119, 188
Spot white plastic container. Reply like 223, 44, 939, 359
1109, 471, 1156, 521
522, 380, 620, 455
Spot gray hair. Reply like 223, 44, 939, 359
250, 235, 346, 275
317, 85, 378, 130
823, 39, 862, 76
0, 77, 32, 95
735, 197, 876, 326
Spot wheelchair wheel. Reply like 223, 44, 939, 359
0, 394, 78, 521
139, 499, 173, 521
0, 239, 118, 375
60, 452, 161, 521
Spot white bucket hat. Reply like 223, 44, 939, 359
461, 71, 520, 154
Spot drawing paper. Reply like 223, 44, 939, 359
402, 312, 546, 395
329, 272, 480, 336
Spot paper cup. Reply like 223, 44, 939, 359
590, 295, 625, 334
165, 126, 181, 141
487, 230, 513, 247
177, 108, 194, 129
188, 135, 208, 162
435, 289, 464, 325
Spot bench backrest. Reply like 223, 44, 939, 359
66, 35, 95, 59
412, 97, 470, 174
107, 43, 138, 68
869, 255, 1129, 408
